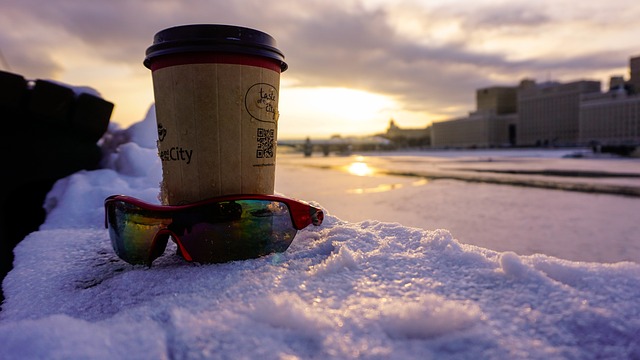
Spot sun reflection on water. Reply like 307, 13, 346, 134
341, 156, 430, 194
347, 183, 403, 194
346, 156, 376, 177
347, 162, 374, 177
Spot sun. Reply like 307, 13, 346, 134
278, 86, 398, 138
310, 87, 395, 122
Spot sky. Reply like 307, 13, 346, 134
1, 0, 639, 139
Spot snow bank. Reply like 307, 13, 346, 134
1, 107, 639, 359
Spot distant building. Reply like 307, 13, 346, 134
477, 86, 518, 115
517, 79, 601, 146
579, 57, 640, 147
389, 54, 640, 150
579, 90, 640, 146
384, 119, 430, 147
628, 55, 640, 94
431, 113, 517, 148
431, 86, 518, 148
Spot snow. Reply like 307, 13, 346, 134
1, 107, 640, 359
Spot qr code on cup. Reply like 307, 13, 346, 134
256, 128, 275, 158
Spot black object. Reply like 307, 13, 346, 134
144, 24, 287, 72
0, 70, 27, 112
29, 80, 76, 126
73, 93, 114, 143
0, 70, 113, 305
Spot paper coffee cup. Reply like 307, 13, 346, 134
144, 24, 287, 205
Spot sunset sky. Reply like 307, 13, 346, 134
1, 0, 639, 139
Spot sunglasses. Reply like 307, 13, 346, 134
104, 194, 324, 266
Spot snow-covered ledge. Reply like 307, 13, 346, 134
1, 108, 638, 359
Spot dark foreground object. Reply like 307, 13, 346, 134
0, 70, 113, 304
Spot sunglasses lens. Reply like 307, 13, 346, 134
105, 196, 319, 265
173, 200, 298, 263
107, 202, 171, 265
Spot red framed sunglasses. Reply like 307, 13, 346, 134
104, 194, 324, 266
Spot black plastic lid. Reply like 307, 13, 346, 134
144, 24, 287, 71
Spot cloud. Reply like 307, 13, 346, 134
1, 0, 638, 123
0, 8, 66, 77
451, 3, 552, 29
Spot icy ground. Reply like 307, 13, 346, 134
276, 149, 640, 264
1, 107, 639, 359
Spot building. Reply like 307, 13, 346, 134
579, 57, 640, 147
431, 113, 517, 148
517, 79, 601, 146
384, 119, 431, 147
431, 86, 518, 148
477, 86, 518, 115
629, 55, 640, 94
389, 54, 640, 150
579, 90, 640, 146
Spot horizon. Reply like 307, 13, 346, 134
1, 1, 639, 138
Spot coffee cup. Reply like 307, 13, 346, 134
144, 24, 287, 204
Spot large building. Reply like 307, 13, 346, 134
431, 86, 517, 148
578, 55, 640, 147
390, 54, 640, 150
477, 86, 518, 115
578, 56, 640, 147
629, 56, 640, 93
579, 89, 640, 146
517, 79, 601, 146
385, 119, 430, 147
431, 112, 517, 148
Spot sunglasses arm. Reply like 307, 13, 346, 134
288, 202, 324, 230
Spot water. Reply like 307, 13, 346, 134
276, 150, 640, 263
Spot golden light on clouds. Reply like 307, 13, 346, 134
278, 86, 403, 138
283, 86, 395, 120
